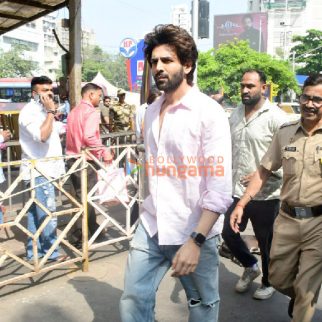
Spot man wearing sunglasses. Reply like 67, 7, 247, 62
230, 73, 322, 322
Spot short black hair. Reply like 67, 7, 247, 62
81, 83, 102, 96
242, 69, 267, 84
104, 96, 111, 100
147, 87, 161, 105
144, 24, 198, 86
31, 76, 52, 91
303, 74, 322, 89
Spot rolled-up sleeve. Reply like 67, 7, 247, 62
261, 131, 282, 172
198, 107, 233, 214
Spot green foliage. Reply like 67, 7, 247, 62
82, 45, 129, 90
198, 40, 299, 104
0, 45, 37, 77
290, 29, 322, 75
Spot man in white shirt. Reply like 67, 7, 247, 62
120, 24, 232, 322
19, 76, 66, 261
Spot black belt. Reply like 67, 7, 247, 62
281, 202, 322, 219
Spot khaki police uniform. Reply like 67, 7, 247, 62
110, 101, 135, 132
261, 119, 322, 322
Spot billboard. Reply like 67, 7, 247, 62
213, 13, 268, 52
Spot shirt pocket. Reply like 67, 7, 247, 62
282, 151, 300, 176
311, 150, 322, 176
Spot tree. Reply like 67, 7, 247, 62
198, 40, 299, 104
290, 29, 322, 75
82, 45, 129, 90
0, 45, 37, 77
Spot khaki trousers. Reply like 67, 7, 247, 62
269, 210, 322, 322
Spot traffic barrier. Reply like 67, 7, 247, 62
0, 141, 143, 288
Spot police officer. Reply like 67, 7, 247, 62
230, 74, 322, 322
110, 89, 135, 132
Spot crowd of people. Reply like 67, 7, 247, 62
0, 22, 321, 322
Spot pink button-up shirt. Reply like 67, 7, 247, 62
141, 87, 232, 245
66, 100, 109, 160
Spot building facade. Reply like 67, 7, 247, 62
0, 13, 96, 80
247, 0, 322, 59
171, 4, 192, 34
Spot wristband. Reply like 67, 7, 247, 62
236, 203, 245, 209
47, 110, 56, 115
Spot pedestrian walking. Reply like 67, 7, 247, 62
119, 24, 232, 322
222, 69, 287, 300
230, 73, 322, 322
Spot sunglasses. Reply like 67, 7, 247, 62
299, 94, 322, 108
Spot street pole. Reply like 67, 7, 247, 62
292, 51, 295, 73
283, 0, 288, 60
192, 0, 198, 84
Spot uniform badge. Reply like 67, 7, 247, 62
284, 146, 296, 152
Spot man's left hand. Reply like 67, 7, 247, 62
171, 239, 200, 277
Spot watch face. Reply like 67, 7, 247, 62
191, 232, 206, 245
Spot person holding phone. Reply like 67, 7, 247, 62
18, 76, 66, 262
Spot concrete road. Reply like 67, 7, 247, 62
0, 241, 321, 322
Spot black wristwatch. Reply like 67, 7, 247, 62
190, 232, 206, 247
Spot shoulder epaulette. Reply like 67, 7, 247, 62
279, 120, 300, 129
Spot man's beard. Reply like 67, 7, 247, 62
241, 93, 261, 106
154, 68, 184, 93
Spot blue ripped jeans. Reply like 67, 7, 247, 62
26, 176, 59, 260
120, 222, 220, 322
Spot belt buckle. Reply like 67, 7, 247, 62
294, 207, 312, 219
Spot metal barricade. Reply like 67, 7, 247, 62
0, 137, 143, 288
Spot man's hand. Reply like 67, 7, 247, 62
40, 93, 56, 113
230, 205, 244, 233
0, 130, 11, 142
240, 171, 256, 187
171, 239, 200, 277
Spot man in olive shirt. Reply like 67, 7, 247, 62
231, 74, 322, 322
110, 89, 135, 132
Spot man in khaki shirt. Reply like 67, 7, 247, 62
110, 89, 135, 132
230, 74, 322, 322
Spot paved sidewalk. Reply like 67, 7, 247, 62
0, 240, 321, 322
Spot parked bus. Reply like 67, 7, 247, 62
0, 78, 32, 103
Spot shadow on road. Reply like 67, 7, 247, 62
68, 276, 123, 322
219, 260, 322, 322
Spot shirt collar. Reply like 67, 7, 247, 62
296, 119, 322, 134
80, 99, 94, 108
157, 86, 197, 111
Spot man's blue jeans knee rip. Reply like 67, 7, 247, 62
120, 222, 220, 322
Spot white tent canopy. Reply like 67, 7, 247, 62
91, 72, 140, 107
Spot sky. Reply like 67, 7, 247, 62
58, 0, 248, 54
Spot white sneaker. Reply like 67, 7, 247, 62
235, 265, 261, 293
253, 285, 275, 300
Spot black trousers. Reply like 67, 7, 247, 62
222, 197, 280, 286
67, 159, 100, 237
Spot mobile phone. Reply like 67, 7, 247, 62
34, 93, 41, 103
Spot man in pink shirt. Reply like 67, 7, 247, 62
66, 83, 112, 245
119, 24, 232, 322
